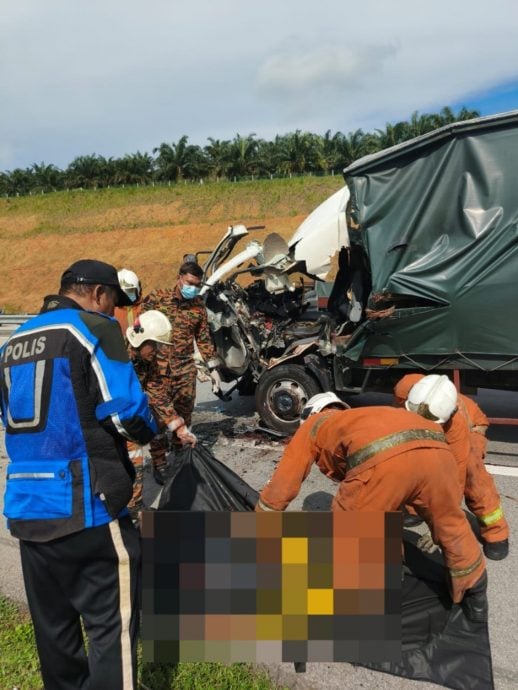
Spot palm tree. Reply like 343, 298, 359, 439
374, 121, 409, 149
275, 130, 321, 175
254, 139, 278, 177
1, 168, 34, 195
65, 155, 106, 188
455, 106, 480, 121
102, 157, 119, 187
317, 130, 343, 174
428, 106, 481, 130
0, 104, 489, 194
334, 129, 372, 168
113, 152, 154, 185
30, 162, 63, 192
0, 172, 10, 195
225, 134, 259, 179
204, 138, 231, 180
405, 111, 436, 139
153, 136, 206, 182
434, 106, 456, 127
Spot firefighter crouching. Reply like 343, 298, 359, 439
256, 392, 488, 621
395, 373, 510, 560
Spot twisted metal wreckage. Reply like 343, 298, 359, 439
198, 110, 518, 439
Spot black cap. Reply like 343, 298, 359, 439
61, 259, 132, 307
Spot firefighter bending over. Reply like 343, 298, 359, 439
256, 392, 488, 621
395, 373, 509, 561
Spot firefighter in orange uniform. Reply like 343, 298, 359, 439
256, 392, 487, 620
395, 373, 509, 560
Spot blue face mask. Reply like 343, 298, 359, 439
180, 284, 200, 299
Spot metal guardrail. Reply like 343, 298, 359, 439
0, 314, 32, 344
0, 314, 33, 325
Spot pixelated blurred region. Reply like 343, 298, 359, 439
141, 511, 402, 662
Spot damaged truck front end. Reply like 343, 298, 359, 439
200, 110, 518, 432
199, 216, 344, 433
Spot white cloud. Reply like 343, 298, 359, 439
256, 39, 398, 116
257, 42, 396, 100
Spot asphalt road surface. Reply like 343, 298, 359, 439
1, 382, 517, 689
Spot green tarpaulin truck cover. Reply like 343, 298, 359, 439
343, 110, 518, 362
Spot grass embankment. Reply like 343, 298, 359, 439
0, 176, 343, 313
0, 596, 41, 689
0, 594, 287, 690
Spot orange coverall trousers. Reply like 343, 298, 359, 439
465, 428, 509, 542
258, 406, 485, 604
332, 446, 484, 603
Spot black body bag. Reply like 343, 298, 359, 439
157, 444, 258, 511
362, 530, 494, 690
157, 449, 493, 689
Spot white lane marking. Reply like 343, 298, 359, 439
486, 464, 518, 477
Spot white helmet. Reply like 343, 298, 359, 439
300, 392, 350, 424
118, 268, 142, 304
126, 310, 172, 348
405, 374, 457, 424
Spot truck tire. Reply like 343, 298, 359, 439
255, 364, 322, 435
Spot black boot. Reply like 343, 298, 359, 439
483, 539, 509, 560
462, 571, 488, 623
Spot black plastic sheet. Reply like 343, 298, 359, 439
157, 444, 258, 511
156, 447, 494, 688
363, 532, 494, 690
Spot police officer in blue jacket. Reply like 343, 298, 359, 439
0, 259, 158, 690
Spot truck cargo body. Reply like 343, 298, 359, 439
336, 110, 518, 394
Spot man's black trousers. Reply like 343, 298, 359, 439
19, 516, 140, 690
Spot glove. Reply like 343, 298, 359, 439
417, 532, 440, 554
167, 416, 185, 433
461, 571, 488, 623
193, 352, 211, 382
176, 424, 197, 447
255, 496, 279, 512
210, 368, 222, 394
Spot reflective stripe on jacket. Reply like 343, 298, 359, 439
0, 295, 158, 542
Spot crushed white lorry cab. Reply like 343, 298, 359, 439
197, 110, 518, 433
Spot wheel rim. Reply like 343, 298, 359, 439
266, 378, 311, 423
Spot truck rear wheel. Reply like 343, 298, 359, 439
255, 364, 322, 435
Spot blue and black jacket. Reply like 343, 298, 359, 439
0, 295, 158, 542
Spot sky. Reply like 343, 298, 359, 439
1, 0, 517, 171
